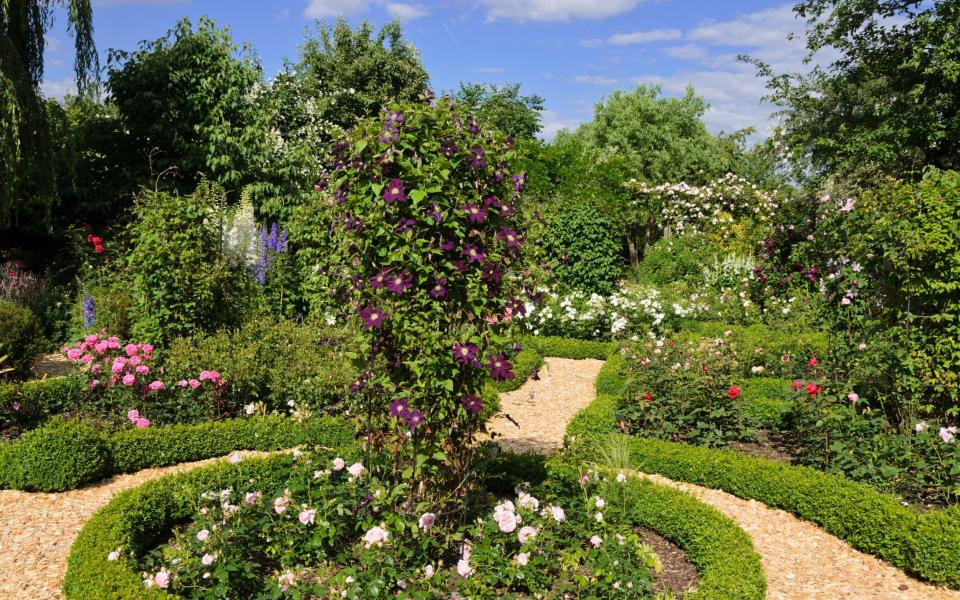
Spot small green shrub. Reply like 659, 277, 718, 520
2, 418, 111, 491
594, 352, 628, 396
0, 376, 86, 433
542, 202, 624, 295
636, 233, 717, 287
0, 301, 46, 379
740, 377, 791, 428
522, 335, 616, 360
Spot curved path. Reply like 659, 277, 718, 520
0, 450, 276, 599
490, 357, 960, 600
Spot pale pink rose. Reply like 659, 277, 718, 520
595, 512, 603, 523
154, 568, 170, 589
274, 496, 291, 514
847, 393, 859, 403
125, 344, 138, 357
177, 380, 189, 387
347, 462, 364, 477
517, 492, 539, 511
590, 535, 603, 548
496, 510, 518, 533
332, 457, 346, 471
456, 558, 472, 577
940, 427, 957, 443
616, 472, 627, 483
135, 365, 149, 375
147, 380, 165, 391
107, 548, 121, 561
418, 512, 436, 531
278, 571, 296, 591
135, 418, 150, 428
244, 491, 261, 505
91, 364, 102, 375
858, 343, 867, 350
517, 526, 537, 544
916, 421, 929, 433
548, 505, 565, 523
188, 379, 200, 389
595, 497, 605, 509
363, 525, 389, 547
424, 565, 435, 578
196, 529, 209, 541
515, 552, 529, 566
201, 553, 215, 566
298, 508, 316, 525
122, 374, 136, 386
127, 409, 140, 422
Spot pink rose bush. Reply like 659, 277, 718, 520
62, 332, 225, 425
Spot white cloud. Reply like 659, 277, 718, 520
608, 28, 682, 45
474, 66, 505, 73
538, 109, 584, 141
662, 43, 710, 61
574, 74, 620, 85
578, 38, 604, 48
386, 2, 427, 21
42, 77, 76, 100
480, 0, 645, 22
44, 36, 63, 54
304, 0, 368, 19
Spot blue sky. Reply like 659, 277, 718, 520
42, 0, 820, 141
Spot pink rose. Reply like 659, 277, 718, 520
127, 409, 140, 422
135, 365, 149, 375
363, 525, 389, 547
517, 526, 537, 544
188, 379, 200, 389
590, 535, 603, 548
129, 355, 141, 366
298, 508, 316, 525
495, 510, 518, 533
66, 348, 81, 361
91, 364, 102, 375
125, 343, 138, 357
147, 380, 165, 391
84, 334, 97, 344
122, 374, 136, 386
135, 418, 150, 428
418, 512, 436, 531
142, 344, 154, 354
94, 341, 109, 354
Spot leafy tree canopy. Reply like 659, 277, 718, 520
452, 81, 544, 139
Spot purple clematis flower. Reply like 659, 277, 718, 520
451, 260, 468, 273
453, 342, 478, 365
383, 179, 407, 204
428, 203, 443, 222
441, 140, 458, 157
403, 408, 426, 431
333, 187, 348, 204
370, 268, 392, 290
483, 195, 502, 209
395, 218, 415, 234
494, 168, 506, 183
438, 238, 455, 251
481, 263, 503, 283
461, 204, 487, 224
496, 227, 522, 249
462, 394, 483, 415
463, 244, 485, 263
389, 398, 410, 418
512, 173, 526, 192
468, 146, 486, 171
386, 270, 413, 294
379, 127, 399, 144
358, 305, 388, 330
484, 354, 515, 381
430, 278, 447, 299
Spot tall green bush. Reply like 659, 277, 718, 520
542, 202, 623, 295
0, 301, 46, 379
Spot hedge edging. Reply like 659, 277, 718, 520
65, 451, 764, 600
0, 415, 354, 492
566, 354, 960, 589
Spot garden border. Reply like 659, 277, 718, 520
566, 348, 960, 589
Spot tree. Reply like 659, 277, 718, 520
571, 84, 746, 186
751, 0, 960, 184
107, 17, 266, 197
1, 0, 97, 232
296, 18, 429, 129
452, 82, 544, 139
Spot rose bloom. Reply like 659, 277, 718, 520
418, 512, 436, 531
548, 505, 565, 523
196, 529, 209, 541
332, 457, 346, 471
364, 525, 389, 547
496, 510, 518, 533
515, 552, 529, 566
201, 553, 215, 566
518, 526, 537, 544
590, 535, 603, 548
456, 558, 472, 578
517, 492, 539, 511
153, 568, 171, 589
347, 462, 364, 477
274, 496, 291, 514
299, 508, 316, 525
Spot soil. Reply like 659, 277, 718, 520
637, 526, 700, 597
31, 353, 74, 379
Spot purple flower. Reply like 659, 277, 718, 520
494, 168, 506, 183
468, 146, 486, 171
484, 354, 515, 381
441, 140, 458, 157
512, 342, 522, 352
82, 295, 96, 328
453, 342, 478, 364
333, 187, 348, 204
351, 274, 365, 291
451, 260, 468, 273
314, 179, 328, 191
500, 204, 516, 218
428, 203, 443, 222
467, 116, 479, 133
395, 218, 415, 234
379, 127, 399, 144
403, 408, 425, 431
349, 375, 367, 395
386, 270, 413, 294
483, 195, 502, 209
530, 367, 540, 381
512, 173, 526, 192
438, 238, 455, 251
385, 111, 405, 126
389, 398, 409, 418
430, 278, 447, 299
463, 244, 485, 263
496, 227, 522, 249
357, 305, 388, 330
370, 268, 392, 290
481, 263, 503, 283
383, 179, 407, 204
461, 394, 483, 415
461, 204, 487, 224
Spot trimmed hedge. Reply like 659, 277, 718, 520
65, 450, 764, 600
0, 418, 111, 491
594, 352, 628, 396
521, 335, 616, 360
678, 321, 828, 361
0, 415, 355, 492
740, 377, 791, 429
0, 376, 85, 433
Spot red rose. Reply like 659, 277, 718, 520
808, 357, 818, 367
94, 244, 104, 254
728, 385, 741, 399
86, 234, 93, 243
91, 236, 103, 245
791, 380, 803, 391
805, 383, 821, 397
643, 392, 653, 402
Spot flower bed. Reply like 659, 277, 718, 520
0, 415, 353, 492
64, 450, 765, 599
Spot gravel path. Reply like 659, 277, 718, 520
485, 356, 605, 453
0, 450, 276, 600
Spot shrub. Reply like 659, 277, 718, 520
636, 233, 717, 287
77, 284, 134, 339
740, 377, 790, 429
522, 335, 616, 360
0, 301, 46, 379
1, 418, 111, 491
542, 202, 624, 295
594, 352, 628, 396
0, 376, 86, 433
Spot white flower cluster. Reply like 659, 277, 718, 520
702, 252, 755, 291
628, 173, 779, 237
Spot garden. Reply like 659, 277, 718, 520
1, 0, 959, 598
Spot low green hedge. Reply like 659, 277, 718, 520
739, 377, 791, 429
678, 321, 828, 362
594, 352, 628, 396
0, 415, 355, 492
65, 449, 764, 600
521, 335, 616, 360
0, 376, 85, 433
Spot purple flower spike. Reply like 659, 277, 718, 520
484, 354, 515, 381
462, 244, 485, 264
461, 204, 487, 224
452, 342, 478, 365
462, 394, 483, 415
358, 305, 388, 330
383, 178, 407, 204
430, 278, 447, 299
386, 270, 413, 294
389, 398, 410, 418
403, 408, 426, 431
